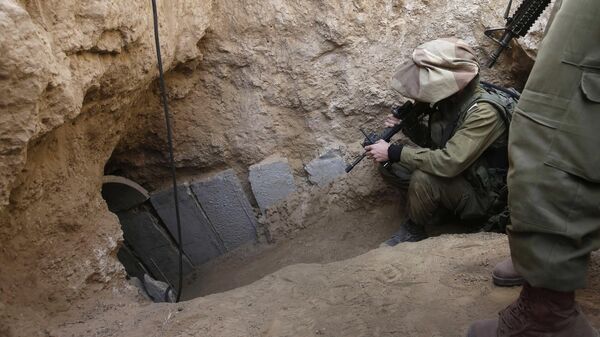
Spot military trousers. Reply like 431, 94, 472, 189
507, 0, 600, 291
379, 163, 490, 227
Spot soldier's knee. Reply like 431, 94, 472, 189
408, 170, 444, 202
409, 170, 436, 190
406, 170, 442, 225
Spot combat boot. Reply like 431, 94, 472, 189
381, 219, 427, 247
492, 258, 524, 287
467, 283, 599, 337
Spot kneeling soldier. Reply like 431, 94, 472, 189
366, 38, 509, 246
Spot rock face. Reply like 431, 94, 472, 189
106, 0, 544, 189
0, 0, 551, 334
0, 0, 210, 209
0, 0, 212, 326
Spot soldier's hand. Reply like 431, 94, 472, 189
365, 140, 390, 162
384, 114, 401, 128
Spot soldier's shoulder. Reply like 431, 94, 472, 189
466, 101, 498, 119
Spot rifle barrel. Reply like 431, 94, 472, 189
345, 153, 367, 173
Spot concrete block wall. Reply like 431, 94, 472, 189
116, 207, 194, 287
107, 155, 311, 286
249, 157, 296, 213
304, 151, 346, 187
190, 169, 257, 251
150, 169, 259, 266
151, 186, 224, 265
105, 172, 259, 289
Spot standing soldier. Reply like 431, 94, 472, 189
468, 0, 600, 335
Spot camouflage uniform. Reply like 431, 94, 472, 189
467, 1, 600, 335
507, 0, 600, 292
381, 39, 507, 229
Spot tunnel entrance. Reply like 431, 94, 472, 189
101, 175, 183, 302
101, 171, 260, 302
100, 157, 405, 302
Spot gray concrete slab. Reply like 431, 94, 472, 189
117, 244, 148, 280
117, 208, 193, 287
150, 186, 224, 265
102, 175, 150, 212
249, 157, 296, 213
190, 169, 257, 251
304, 151, 346, 187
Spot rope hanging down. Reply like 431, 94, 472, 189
150, 0, 184, 303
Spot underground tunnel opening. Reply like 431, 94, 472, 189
100, 136, 500, 302
100, 158, 407, 302
101, 175, 183, 302
100, 168, 262, 302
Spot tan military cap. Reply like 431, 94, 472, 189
391, 38, 480, 103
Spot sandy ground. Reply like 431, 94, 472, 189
45, 229, 600, 337
6, 163, 600, 337
182, 202, 479, 299
7, 164, 600, 337
182, 204, 399, 298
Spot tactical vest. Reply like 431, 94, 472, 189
476, 86, 521, 233
431, 81, 518, 220
430, 82, 515, 161
472, 81, 519, 170
413, 80, 518, 231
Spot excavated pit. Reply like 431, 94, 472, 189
92, 0, 528, 301
100, 151, 403, 301
5, 1, 593, 336
99, 157, 482, 302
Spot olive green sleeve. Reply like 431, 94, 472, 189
399, 102, 505, 178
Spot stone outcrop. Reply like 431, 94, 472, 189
0, 0, 212, 324
0, 0, 210, 209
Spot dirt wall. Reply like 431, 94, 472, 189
107, 0, 543, 190
0, 0, 212, 331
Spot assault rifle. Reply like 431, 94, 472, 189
345, 101, 421, 173
484, 0, 552, 67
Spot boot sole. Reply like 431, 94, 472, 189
492, 274, 524, 287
